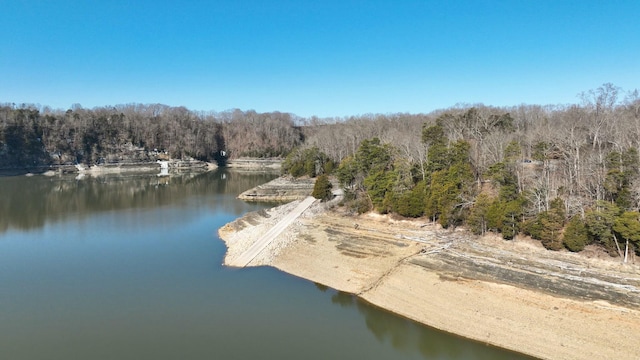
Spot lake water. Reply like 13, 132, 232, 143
0, 170, 534, 360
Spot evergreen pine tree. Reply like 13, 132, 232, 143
563, 216, 589, 252
312, 174, 333, 201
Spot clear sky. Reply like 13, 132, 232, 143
1, 0, 638, 117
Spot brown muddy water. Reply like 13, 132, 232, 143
0, 170, 535, 360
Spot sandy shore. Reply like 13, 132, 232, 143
219, 201, 640, 360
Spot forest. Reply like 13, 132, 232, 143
2, 83, 640, 259
0, 103, 302, 167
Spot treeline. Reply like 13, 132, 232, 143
4, 83, 640, 259
0, 103, 302, 167
285, 84, 640, 261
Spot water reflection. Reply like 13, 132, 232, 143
0, 169, 278, 233
323, 288, 536, 360
0, 171, 537, 359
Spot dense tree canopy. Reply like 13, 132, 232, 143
294, 84, 640, 260
0, 104, 301, 167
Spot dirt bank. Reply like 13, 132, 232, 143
237, 176, 316, 202
219, 202, 640, 360
226, 158, 282, 170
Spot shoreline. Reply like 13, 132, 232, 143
219, 200, 640, 360
237, 176, 315, 202
0, 159, 215, 177
0, 157, 285, 177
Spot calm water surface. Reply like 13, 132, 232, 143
0, 170, 534, 360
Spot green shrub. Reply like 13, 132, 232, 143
393, 181, 426, 218
467, 193, 492, 235
283, 147, 333, 178
563, 216, 589, 252
312, 174, 333, 201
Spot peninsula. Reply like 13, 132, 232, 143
219, 196, 640, 360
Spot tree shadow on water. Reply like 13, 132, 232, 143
320, 287, 535, 360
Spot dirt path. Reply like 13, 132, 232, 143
227, 196, 316, 267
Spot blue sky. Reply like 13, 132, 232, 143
1, 0, 638, 117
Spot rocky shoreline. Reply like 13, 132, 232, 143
0, 159, 215, 177
237, 176, 316, 202
219, 190, 640, 360
225, 158, 282, 170
0, 157, 288, 178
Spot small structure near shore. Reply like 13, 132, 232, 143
157, 160, 169, 176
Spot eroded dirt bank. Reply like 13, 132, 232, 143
219, 201, 640, 360
237, 176, 316, 202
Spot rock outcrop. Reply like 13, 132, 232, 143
238, 176, 316, 202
